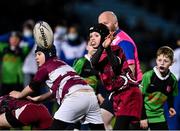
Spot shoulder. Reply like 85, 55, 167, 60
37, 65, 48, 74
118, 40, 134, 49
73, 57, 86, 66
170, 72, 178, 82
143, 70, 154, 78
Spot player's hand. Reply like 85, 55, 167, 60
26, 96, 40, 102
97, 94, 105, 105
102, 33, 114, 48
87, 40, 97, 56
9, 91, 21, 99
140, 119, 148, 129
169, 107, 176, 117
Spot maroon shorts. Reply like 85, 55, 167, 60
113, 87, 143, 120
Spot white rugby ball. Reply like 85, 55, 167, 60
33, 21, 54, 49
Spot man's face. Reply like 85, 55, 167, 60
98, 14, 116, 33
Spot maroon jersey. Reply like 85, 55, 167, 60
0, 95, 30, 114
99, 46, 137, 91
98, 46, 142, 119
30, 57, 89, 104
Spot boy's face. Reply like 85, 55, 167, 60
89, 32, 101, 49
156, 54, 172, 74
35, 51, 46, 67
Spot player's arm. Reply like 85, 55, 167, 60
91, 45, 104, 66
27, 91, 52, 102
167, 94, 176, 117
118, 41, 136, 76
11, 67, 50, 99
9, 85, 34, 99
91, 33, 114, 70
139, 73, 151, 129
103, 34, 121, 75
105, 47, 121, 75
129, 64, 135, 76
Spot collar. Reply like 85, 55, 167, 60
84, 54, 91, 61
113, 29, 121, 36
153, 66, 170, 80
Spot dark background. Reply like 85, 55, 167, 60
0, 0, 179, 33
0, 0, 68, 33
0, 0, 179, 69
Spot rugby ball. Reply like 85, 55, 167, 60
33, 21, 54, 49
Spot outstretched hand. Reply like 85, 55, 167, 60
102, 33, 114, 48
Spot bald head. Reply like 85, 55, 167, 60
98, 11, 119, 32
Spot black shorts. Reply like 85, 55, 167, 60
100, 95, 114, 115
5, 110, 24, 127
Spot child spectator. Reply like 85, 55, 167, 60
140, 46, 178, 130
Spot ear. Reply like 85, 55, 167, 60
114, 21, 119, 29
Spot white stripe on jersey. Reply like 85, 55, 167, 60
46, 65, 75, 88
49, 65, 75, 81
15, 104, 27, 119
56, 75, 81, 105
59, 75, 80, 90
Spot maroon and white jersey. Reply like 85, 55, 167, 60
30, 57, 90, 104
0, 95, 53, 129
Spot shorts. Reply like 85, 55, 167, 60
54, 91, 103, 124
5, 109, 24, 127
100, 95, 114, 115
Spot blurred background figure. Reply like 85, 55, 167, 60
164, 39, 180, 130
0, 31, 32, 96
170, 39, 180, 81
20, 19, 37, 87
53, 19, 68, 57
58, 24, 87, 66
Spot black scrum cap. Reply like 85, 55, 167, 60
89, 23, 109, 43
